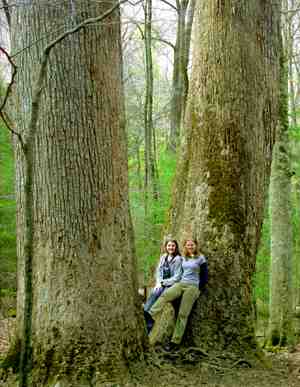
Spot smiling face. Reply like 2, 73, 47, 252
183, 239, 199, 257
166, 241, 177, 256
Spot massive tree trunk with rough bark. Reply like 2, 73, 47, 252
11, 1, 145, 385
166, 1, 281, 353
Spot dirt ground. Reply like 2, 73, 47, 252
1, 318, 299, 387
128, 345, 295, 387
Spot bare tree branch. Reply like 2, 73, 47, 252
11, 25, 69, 59
152, 36, 175, 50
125, 17, 145, 39
159, 0, 178, 12
125, 17, 175, 48
12, 0, 144, 59
6, 0, 138, 148
1, 0, 10, 27
0, 46, 25, 147
28, 0, 131, 143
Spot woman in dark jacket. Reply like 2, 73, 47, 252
144, 239, 182, 332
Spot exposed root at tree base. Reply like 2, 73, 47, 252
0, 347, 294, 386
129, 347, 291, 387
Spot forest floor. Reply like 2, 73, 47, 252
129, 345, 297, 387
0, 318, 299, 386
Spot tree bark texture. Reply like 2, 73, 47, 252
268, 51, 293, 347
11, 1, 145, 385
293, 178, 300, 339
166, 1, 281, 353
168, 0, 195, 152
144, 0, 159, 203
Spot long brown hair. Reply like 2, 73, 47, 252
163, 239, 180, 257
182, 238, 199, 257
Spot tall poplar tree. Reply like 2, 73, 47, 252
10, 1, 145, 385
267, 4, 293, 347
268, 55, 293, 346
166, 1, 281, 353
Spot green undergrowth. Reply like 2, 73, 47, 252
0, 123, 16, 316
129, 148, 177, 285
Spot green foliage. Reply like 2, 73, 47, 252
0, 124, 14, 195
289, 123, 300, 140
0, 123, 16, 310
129, 148, 177, 284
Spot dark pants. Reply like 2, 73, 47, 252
144, 287, 166, 334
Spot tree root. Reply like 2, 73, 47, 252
182, 346, 209, 357
144, 344, 254, 374
231, 358, 252, 368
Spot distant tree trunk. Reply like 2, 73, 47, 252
267, 51, 293, 347
11, 1, 145, 385
144, 0, 159, 207
1, 0, 10, 28
294, 179, 300, 338
292, 63, 300, 332
135, 139, 143, 193
283, 0, 297, 128
168, 0, 195, 152
283, 0, 300, 339
166, 1, 281, 353
183, 0, 195, 72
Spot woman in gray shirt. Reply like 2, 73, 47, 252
148, 238, 208, 350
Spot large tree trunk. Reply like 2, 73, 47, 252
284, 1, 300, 332
268, 68, 293, 346
267, 5, 293, 348
11, 1, 145, 385
166, 1, 281, 353
168, 0, 195, 152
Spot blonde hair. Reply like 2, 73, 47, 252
182, 238, 199, 257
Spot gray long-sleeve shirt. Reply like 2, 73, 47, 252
155, 254, 183, 287
180, 255, 207, 287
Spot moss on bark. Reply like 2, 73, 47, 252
164, 0, 281, 356
0, 338, 21, 373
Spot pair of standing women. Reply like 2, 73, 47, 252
144, 238, 208, 350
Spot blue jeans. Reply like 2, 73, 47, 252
143, 287, 166, 312
144, 287, 167, 334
